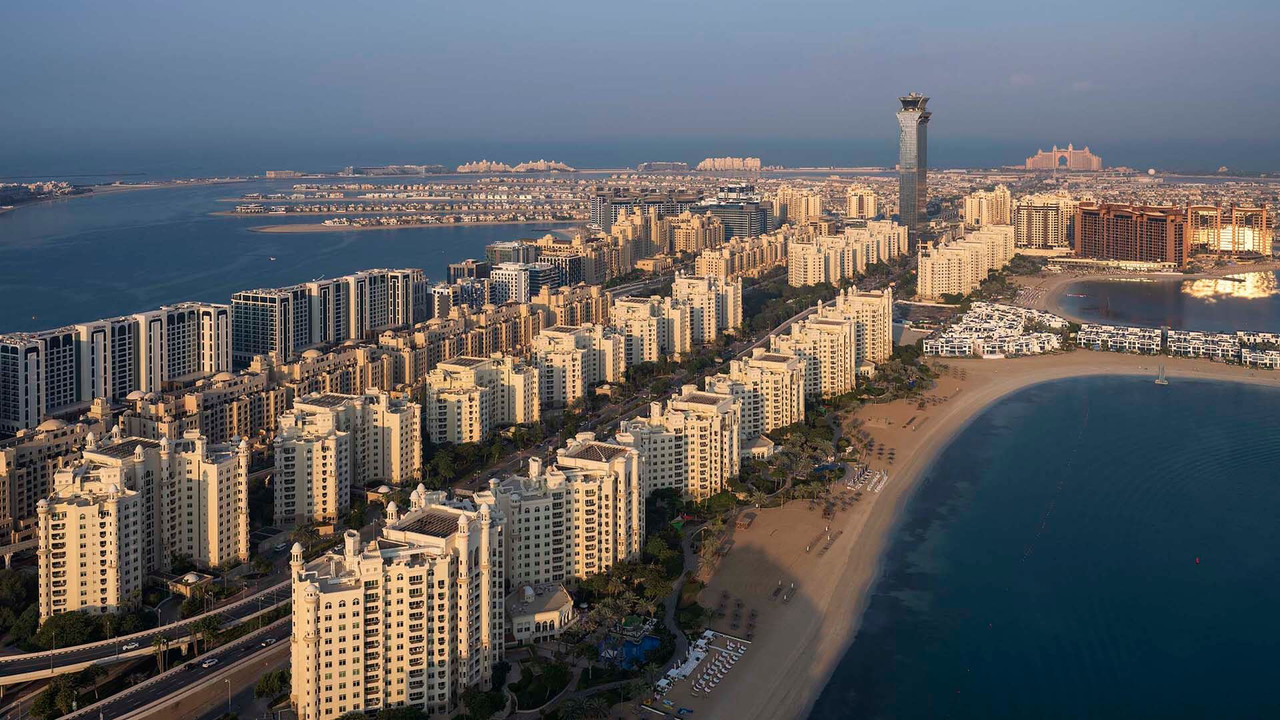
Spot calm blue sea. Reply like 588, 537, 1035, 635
1055, 272, 1280, 332
0, 179, 576, 333
810, 376, 1280, 720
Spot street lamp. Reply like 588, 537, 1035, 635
225, 678, 232, 712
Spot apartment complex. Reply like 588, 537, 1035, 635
671, 274, 743, 345
0, 410, 108, 542
1014, 193, 1077, 249
160, 430, 251, 569
588, 188, 702, 233
486, 435, 643, 586
845, 185, 878, 220
274, 392, 421, 525
530, 325, 627, 408
420, 356, 539, 445
896, 93, 931, 232
615, 387, 740, 500
1187, 205, 1271, 254
962, 185, 1012, 227
290, 496, 503, 719
609, 296, 693, 365
1074, 203, 1190, 267
787, 221, 909, 288
704, 349, 805, 452
670, 211, 725, 254
693, 232, 787, 281
917, 226, 1016, 300
770, 314, 858, 399
775, 186, 824, 224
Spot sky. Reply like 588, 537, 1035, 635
3, 0, 1279, 172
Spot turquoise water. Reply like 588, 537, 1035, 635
0, 179, 573, 332
810, 376, 1280, 719
1055, 271, 1280, 332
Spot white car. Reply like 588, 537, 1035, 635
274, 542, 289, 552
201, 658, 219, 669
121, 642, 140, 651
260, 637, 277, 647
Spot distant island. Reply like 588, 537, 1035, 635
456, 159, 576, 173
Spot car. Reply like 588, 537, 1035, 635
274, 542, 289, 552
121, 642, 140, 651
201, 658, 219, 669
260, 637, 277, 647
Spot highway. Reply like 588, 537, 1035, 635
0, 582, 289, 682
62, 619, 292, 720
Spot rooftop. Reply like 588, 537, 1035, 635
678, 392, 729, 407
397, 510, 461, 538
441, 356, 489, 368
297, 394, 352, 408
91, 438, 162, 460
563, 442, 630, 463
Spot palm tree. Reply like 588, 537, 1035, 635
748, 490, 769, 508
192, 614, 223, 654
291, 524, 319, 552
152, 636, 169, 672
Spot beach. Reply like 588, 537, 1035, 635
247, 219, 581, 233
662, 351, 1280, 720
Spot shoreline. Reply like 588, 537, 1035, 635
683, 351, 1280, 720
246, 219, 581, 233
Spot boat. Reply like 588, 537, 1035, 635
1155, 364, 1170, 386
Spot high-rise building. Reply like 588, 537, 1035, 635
775, 186, 824, 224
588, 188, 703, 233
1014, 194, 1077, 249
487, 435, 643, 587
0, 412, 107, 541
484, 241, 538, 266
420, 355, 540, 445
917, 226, 1016, 299
0, 328, 80, 436
770, 314, 858, 399
821, 286, 896, 369
699, 188, 772, 239
609, 296, 693, 365
530, 325, 627, 408
1187, 205, 1271, 254
490, 262, 560, 305
160, 430, 251, 569
615, 387, 740, 500
290, 493, 503, 719
896, 93, 931, 233
962, 185, 1012, 228
704, 349, 805, 453
448, 259, 492, 283
670, 211, 725, 254
786, 222, 910, 288
1074, 203, 1190, 267
671, 274, 743, 345
845, 186, 879, 220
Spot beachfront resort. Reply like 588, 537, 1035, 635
923, 302, 1067, 358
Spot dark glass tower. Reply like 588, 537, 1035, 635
897, 93, 931, 234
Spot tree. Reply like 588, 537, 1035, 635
255, 669, 291, 698
192, 614, 224, 654
291, 524, 320, 552
32, 611, 101, 650
460, 685, 503, 720
153, 636, 170, 672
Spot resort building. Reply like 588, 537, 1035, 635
1186, 205, 1271, 255
1165, 331, 1239, 361
671, 274, 743, 345
530, 325, 627, 408
917, 226, 1015, 300
487, 435, 643, 587
1076, 324, 1163, 354
420, 355, 540, 445
609, 296, 694, 365
615, 387, 740, 500
769, 312, 859, 398
923, 302, 1066, 358
290, 492, 504, 719
693, 232, 788, 281
1074, 203, 1190, 268
159, 430, 251, 569
704, 349, 805, 455
1014, 194, 1077, 249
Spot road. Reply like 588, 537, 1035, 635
63, 620, 292, 720
0, 582, 290, 681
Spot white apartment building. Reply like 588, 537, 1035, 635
776, 186, 824, 224
962, 185, 1012, 227
693, 232, 787, 281
530, 325, 627, 408
670, 211, 724, 254
704, 349, 805, 453
486, 435, 643, 587
770, 314, 858, 399
609, 296, 693, 365
671, 274, 743, 345
290, 494, 504, 719
420, 355, 539, 445
615, 387, 740, 501
820, 286, 895, 370
787, 222, 908, 288
917, 226, 1016, 300
37, 469, 145, 621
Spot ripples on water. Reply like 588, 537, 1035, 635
810, 377, 1280, 720
1055, 271, 1280, 332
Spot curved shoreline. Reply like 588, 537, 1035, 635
696, 351, 1280, 720
246, 219, 581, 233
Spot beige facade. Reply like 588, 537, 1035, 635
704, 349, 805, 449
420, 355, 539, 445
671, 274, 743, 345
787, 222, 909, 288
822, 286, 895, 369
290, 493, 503, 719
0, 413, 106, 542
918, 226, 1015, 300
1014, 193, 1077, 249
776, 186, 824, 224
609, 296, 693, 365
505, 584, 576, 644
160, 430, 251, 569
670, 211, 725, 255
845, 185, 878, 220
770, 314, 858, 399
487, 435, 643, 586
693, 232, 787, 281
530, 325, 627, 408
616, 387, 740, 500
962, 185, 1012, 227
529, 284, 612, 327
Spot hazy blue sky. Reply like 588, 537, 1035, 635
3, 0, 1279, 171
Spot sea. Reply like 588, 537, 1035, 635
810, 376, 1280, 719
1054, 271, 1280, 333
0, 178, 580, 333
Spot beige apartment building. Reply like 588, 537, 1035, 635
704, 349, 805, 454
776, 186, 824, 224
529, 283, 612, 327
0, 409, 108, 543
917, 226, 1015, 300
821, 286, 895, 369
694, 232, 787, 281
530, 325, 627, 408
420, 355, 539, 445
670, 211, 725, 255
1014, 193, 1077, 249
615, 387, 740, 500
787, 222, 909, 288
485, 435, 643, 587
845, 185, 878, 220
671, 274, 743, 345
290, 494, 503, 719
770, 314, 859, 399
160, 430, 251, 569
609, 295, 693, 365
962, 185, 1012, 227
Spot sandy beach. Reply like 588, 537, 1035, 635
661, 351, 1280, 720
247, 219, 581, 233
